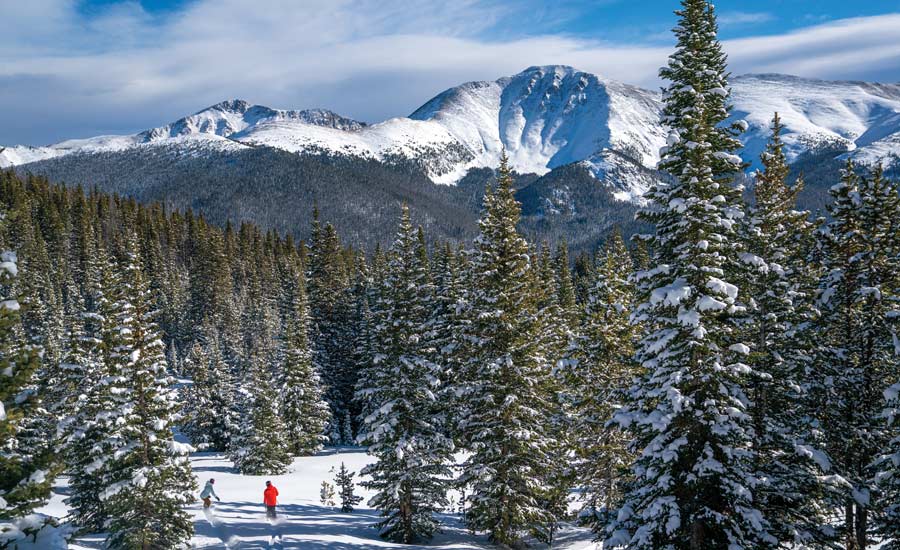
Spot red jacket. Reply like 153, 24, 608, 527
264, 485, 278, 506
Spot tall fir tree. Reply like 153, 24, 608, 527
605, 1, 775, 548
181, 328, 238, 452
878, 382, 900, 549
100, 233, 196, 549
66, 244, 123, 532
307, 210, 357, 443
742, 114, 830, 547
280, 271, 331, 456
231, 355, 293, 475
562, 230, 638, 529
456, 155, 558, 546
0, 241, 47, 538
356, 206, 453, 543
814, 162, 900, 549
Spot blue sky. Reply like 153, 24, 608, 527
76, 0, 900, 41
4, 0, 900, 145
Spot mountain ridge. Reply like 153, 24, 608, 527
3, 66, 900, 200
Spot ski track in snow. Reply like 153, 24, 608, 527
37, 448, 599, 549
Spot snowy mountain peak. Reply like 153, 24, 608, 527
205, 98, 255, 113
139, 100, 366, 142
3, 67, 900, 196
409, 64, 665, 179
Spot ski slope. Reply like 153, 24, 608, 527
33, 449, 599, 549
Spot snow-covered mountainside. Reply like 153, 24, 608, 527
0, 100, 364, 168
730, 74, 900, 170
3, 67, 900, 198
408, 66, 667, 182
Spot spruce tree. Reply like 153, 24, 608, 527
814, 162, 900, 549
742, 114, 829, 547
231, 355, 293, 475
335, 462, 363, 513
456, 155, 557, 546
66, 244, 122, 532
307, 211, 356, 443
878, 383, 900, 549
563, 230, 638, 529
181, 329, 238, 452
101, 235, 196, 549
356, 206, 453, 543
429, 242, 469, 443
605, 2, 774, 548
280, 272, 330, 456
0, 241, 48, 536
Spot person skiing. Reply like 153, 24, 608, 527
264, 480, 279, 519
200, 478, 221, 509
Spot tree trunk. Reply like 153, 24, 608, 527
855, 505, 867, 550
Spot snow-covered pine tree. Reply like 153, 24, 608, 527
347, 255, 375, 426
605, 1, 774, 548
280, 271, 330, 456
66, 243, 123, 532
429, 242, 470, 443
231, 353, 293, 475
181, 327, 238, 452
0, 242, 47, 532
231, 237, 293, 473
100, 234, 196, 549
335, 462, 363, 513
562, 229, 638, 530
878, 382, 900, 549
814, 162, 900, 549
356, 205, 453, 543
554, 240, 578, 327
11, 222, 64, 491
741, 113, 830, 547
456, 155, 558, 546
307, 210, 357, 444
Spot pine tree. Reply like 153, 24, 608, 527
742, 114, 829, 547
66, 244, 122, 532
280, 271, 330, 456
335, 462, 363, 513
100, 234, 196, 549
555, 240, 578, 326
307, 210, 356, 443
0, 240, 48, 536
456, 155, 558, 546
563, 230, 638, 529
814, 162, 900, 549
429, 243, 469, 443
605, 2, 774, 548
878, 383, 900, 549
231, 355, 293, 475
181, 329, 238, 452
356, 206, 453, 543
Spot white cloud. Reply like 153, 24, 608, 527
718, 11, 774, 26
1, 1, 899, 145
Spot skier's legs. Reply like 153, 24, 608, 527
203, 497, 212, 508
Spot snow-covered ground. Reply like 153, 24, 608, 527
31, 448, 598, 549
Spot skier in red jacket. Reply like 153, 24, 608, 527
264, 480, 279, 519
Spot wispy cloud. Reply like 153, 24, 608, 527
718, 11, 775, 26
2, 1, 899, 145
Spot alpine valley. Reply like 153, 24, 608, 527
4, 65, 900, 250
